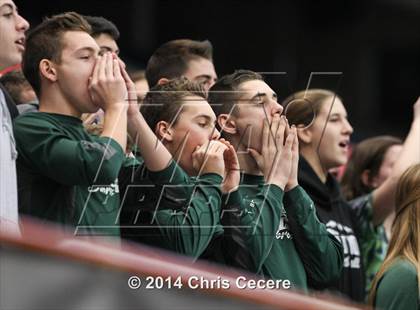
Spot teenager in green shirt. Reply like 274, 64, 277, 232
120, 78, 250, 267
14, 12, 189, 238
369, 164, 420, 310
208, 70, 344, 291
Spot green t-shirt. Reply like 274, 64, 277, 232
14, 112, 125, 236
238, 174, 343, 292
375, 259, 419, 310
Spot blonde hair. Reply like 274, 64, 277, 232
368, 163, 420, 304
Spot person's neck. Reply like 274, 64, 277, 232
300, 147, 328, 183
38, 88, 82, 118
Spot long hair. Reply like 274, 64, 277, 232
368, 163, 420, 304
341, 136, 402, 200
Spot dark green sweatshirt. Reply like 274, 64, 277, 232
238, 174, 343, 291
120, 161, 225, 258
13, 112, 125, 236
120, 161, 253, 269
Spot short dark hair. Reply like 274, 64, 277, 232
0, 70, 33, 105
207, 69, 263, 117
22, 12, 91, 97
146, 39, 213, 88
83, 15, 120, 40
141, 77, 206, 132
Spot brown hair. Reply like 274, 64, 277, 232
22, 12, 91, 97
140, 77, 207, 132
368, 164, 420, 305
0, 70, 34, 105
282, 89, 340, 130
207, 69, 263, 118
341, 136, 403, 200
145, 39, 213, 87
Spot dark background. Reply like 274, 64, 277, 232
16, 0, 420, 142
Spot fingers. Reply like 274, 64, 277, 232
113, 57, 122, 80
248, 148, 263, 168
82, 113, 97, 126
276, 115, 287, 148
118, 58, 135, 90
284, 126, 295, 150
269, 114, 280, 149
105, 53, 113, 79
262, 116, 270, 151
283, 117, 290, 141
291, 125, 299, 154
98, 53, 106, 82
89, 55, 101, 88
212, 140, 228, 154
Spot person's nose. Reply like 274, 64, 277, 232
343, 118, 353, 135
211, 126, 221, 140
270, 100, 283, 116
16, 14, 30, 32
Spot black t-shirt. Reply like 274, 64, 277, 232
298, 157, 365, 302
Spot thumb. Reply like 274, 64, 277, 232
248, 148, 263, 166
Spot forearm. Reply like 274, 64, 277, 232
372, 118, 420, 224
127, 112, 173, 171
101, 104, 128, 151
393, 118, 420, 178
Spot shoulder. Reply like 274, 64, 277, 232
375, 259, 418, 309
14, 112, 60, 129
382, 259, 417, 282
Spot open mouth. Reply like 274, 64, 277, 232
338, 140, 349, 149
15, 38, 25, 49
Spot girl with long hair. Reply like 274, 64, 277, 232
368, 164, 420, 309
283, 90, 419, 302
341, 136, 403, 295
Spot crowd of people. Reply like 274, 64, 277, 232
0, 1, 419, 309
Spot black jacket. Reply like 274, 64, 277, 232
298, 157, 365, 302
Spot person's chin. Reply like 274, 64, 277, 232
335, 156, 348, 167
85, 104, 100, 114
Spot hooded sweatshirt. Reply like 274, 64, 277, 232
298, 157, 365, 302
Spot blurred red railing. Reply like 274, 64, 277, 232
0, 216, 366, 310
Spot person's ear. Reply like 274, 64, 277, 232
156, 120, 173, 142
39, 59, 58, 82
297, 127, 312, 144
157, 78, 170, 86
361, 169, 379, 188
361, 169, 371, 187
217, 113, 237, 135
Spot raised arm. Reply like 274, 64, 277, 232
371, 96, 420, 225
89, 52, 128, 151
119, 64, 174, 172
